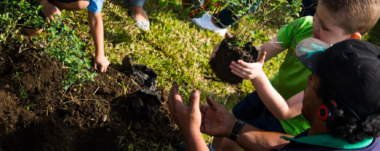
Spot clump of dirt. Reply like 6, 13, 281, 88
209, 37, 259, 85
0, 42, 182, 150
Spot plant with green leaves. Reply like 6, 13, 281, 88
42, 13, 97, 90
215, 0, 301, 48
0, 0, 44, 44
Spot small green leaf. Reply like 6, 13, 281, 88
174, 4, 181, 11
233, 23, 239, 30
249, 30, 255, 36
183, 7, 191, 15
159, 0, 169, 8
209, 5, 214, 11
27, 104, 30, 110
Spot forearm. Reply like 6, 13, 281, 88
182, 129, 209, 151
236, 124, 291, 151
250, 72, 292, 120
88, 12, 104, 57
259, 37, 285, 62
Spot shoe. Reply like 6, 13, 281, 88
125, 1, 150, 31
192, 13, 227, 36
177, 142, 216, 151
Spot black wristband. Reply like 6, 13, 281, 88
228, 120, 246, 141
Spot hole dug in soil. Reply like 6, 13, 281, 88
209, 37, 259, 85
0, 43, 182, 151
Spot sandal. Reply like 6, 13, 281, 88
125, 1, 150, 31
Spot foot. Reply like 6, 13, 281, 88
130, 4, 148, 22
129, 3, 150, 30
192, 13, 227, 36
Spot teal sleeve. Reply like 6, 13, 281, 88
277, 16, 313, 48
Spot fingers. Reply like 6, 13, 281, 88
94, 62, 98, 71
225, 32, 233, 38
168, 81, 179, 110
211, 43, 221, 60
230, 61, 251, 73
101, 66, 106, 73
206, 96, 217, 109
258, 51, 266, 64
189, 90, 200, 111
171, 81, 183, 103
100, 65, 107, 73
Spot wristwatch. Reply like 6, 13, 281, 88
229, 120, 246, 141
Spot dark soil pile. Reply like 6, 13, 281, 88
0, 42, 182, 151
209, 37, 259, 85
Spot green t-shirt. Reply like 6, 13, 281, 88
272, 16, 314, 136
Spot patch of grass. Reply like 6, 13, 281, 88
363, 20, 380, 46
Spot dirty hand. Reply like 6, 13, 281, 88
200, 96, 237, 137
40, 0, 62, 23
94, 55, 110, 73
230, 51, 267, 80
168, 82, 202, 134
210, 32, 233, 60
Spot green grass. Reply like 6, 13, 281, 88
363, 19, 380, 46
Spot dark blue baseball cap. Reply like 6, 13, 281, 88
296, 38, 380, 121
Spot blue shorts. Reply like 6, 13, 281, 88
232, 91, 286, 133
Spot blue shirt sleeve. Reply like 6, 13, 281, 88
87, 0, 104, 14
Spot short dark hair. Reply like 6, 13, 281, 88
317, 80, 380, 144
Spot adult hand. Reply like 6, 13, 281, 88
210, 32, 233, 60
40, 0, 62, 23
168, 82, 202, 134
230, 51, 267, 80
200, 96, 237, 137
94, 55, 110, 73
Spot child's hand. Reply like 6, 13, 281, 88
40, 0, 62, 23
230, 51, 266, 80
94, 55, 110, 73
210, 32, 233, 60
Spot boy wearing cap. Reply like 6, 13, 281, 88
169, 38, 380, 151
209, 0, 380, 150
26, 0, 109, 73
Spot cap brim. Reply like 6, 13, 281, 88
296, 38, 331, 76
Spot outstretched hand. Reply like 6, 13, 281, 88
168, 82, 238, 138
200, 96, 237, 137
230, 51, 267, 80
168, 82, 202, 134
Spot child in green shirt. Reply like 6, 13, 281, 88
210, 0, 380, 151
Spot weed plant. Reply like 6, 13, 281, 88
43, 13, 97, 90
0, 0, 44, 44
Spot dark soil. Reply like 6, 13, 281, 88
209, 37, 259, 85
0, 42, 182, 150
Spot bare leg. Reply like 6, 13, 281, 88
129, 3, 148, 21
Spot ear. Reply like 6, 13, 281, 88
328, 100, 338, 110
349, 32, 362, 40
